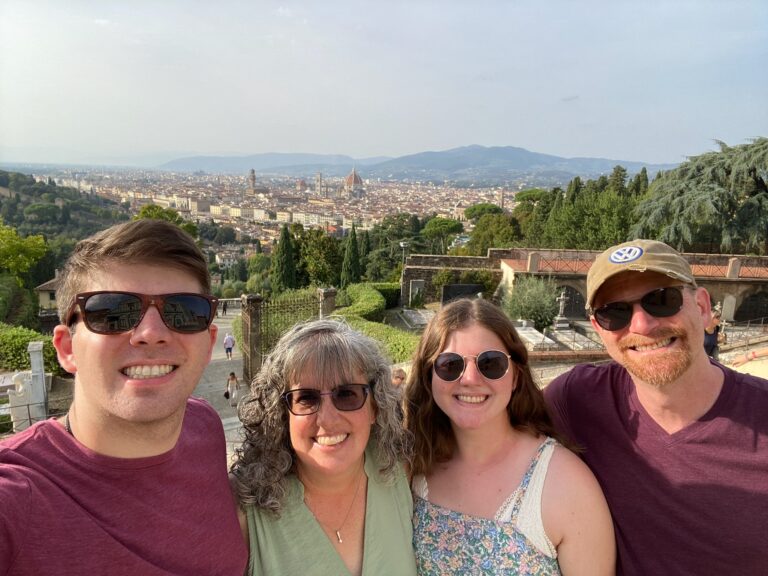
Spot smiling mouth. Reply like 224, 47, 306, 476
122, 364, 176, 379
315, 434, 348, 446
456, 394, 487, 404
628, 337, 675, 352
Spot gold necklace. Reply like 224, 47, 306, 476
334, 467, 365, 543
305, 463, 366, 544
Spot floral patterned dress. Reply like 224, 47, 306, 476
412, 438, 562, 575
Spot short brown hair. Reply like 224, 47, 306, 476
56, 219, 210, 323
404, 298, 565, 477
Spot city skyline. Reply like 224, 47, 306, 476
2, 0, 767, 167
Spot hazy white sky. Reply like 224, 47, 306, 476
1, 0, 766, 166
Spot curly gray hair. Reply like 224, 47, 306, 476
230, 318, 411, 514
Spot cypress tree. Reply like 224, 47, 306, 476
270, 224, 297, 293
340, 224, 361, 288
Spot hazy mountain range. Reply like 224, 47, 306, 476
159, 145, 676, 186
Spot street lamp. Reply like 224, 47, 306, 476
399, 241, 410, 267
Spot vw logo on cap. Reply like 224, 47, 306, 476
609, 246, 644, 264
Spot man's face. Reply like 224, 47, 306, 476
53, 262, 217, 427
590, 271, 710, 388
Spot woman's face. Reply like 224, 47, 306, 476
430, 322, 516, 433
287, 367, 375, 481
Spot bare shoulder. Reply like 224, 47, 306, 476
541, 445, 611, 542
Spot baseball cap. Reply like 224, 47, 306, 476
586, 239, 696, 310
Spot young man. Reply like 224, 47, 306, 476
0, 220, 248, 575
545, 239, 768, 576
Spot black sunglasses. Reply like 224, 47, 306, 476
433, 350, 512, 382
67, 291, 218, 335
282, 383, 372, 416
592, 286, 685, 331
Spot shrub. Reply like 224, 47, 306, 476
370, 282, 401, 309
501, 276, 559, 332
458, 269, 498, 298
0, 322, 64, 375
341, 284, 386, 322
431, 268, 456, 300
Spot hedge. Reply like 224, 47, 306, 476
341, 314, 420, 364
341, 284, 386, 322
0, 322, 64, 376
370, 282, 401, 309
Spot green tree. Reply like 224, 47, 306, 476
301, 228, 341, 286
270, 224, 298, 293
464, 203, 503, 222
501, 276, 559, 332
0, 223, 47, 284
422, 217, 463, 254
631, 138, 768, 253
135, 205, 198, 238
467, 213, 521, 255
340, 224, 362, 288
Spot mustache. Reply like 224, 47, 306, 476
618, 327, 685, 350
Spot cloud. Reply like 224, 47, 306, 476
560, 95, 580, 103
92, 18, 111, 26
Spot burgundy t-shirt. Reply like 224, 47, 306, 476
545, 362, 768, 576
0, 397, 247, 575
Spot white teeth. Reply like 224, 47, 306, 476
315, 434, 347, 446
123, 364, 174, 379
457, 395, 486, 404
633, 338, 673, 352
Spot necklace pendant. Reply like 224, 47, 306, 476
336, 530, 343, 543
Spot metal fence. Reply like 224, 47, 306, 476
241, 291, 330, 384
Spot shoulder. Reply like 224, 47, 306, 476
186, 396, 221, 422
541, 443, 611, 541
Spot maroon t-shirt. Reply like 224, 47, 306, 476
0, 398, 247, 575
545, 362, 768, 576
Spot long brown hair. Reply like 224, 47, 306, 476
404, 298, 565, 477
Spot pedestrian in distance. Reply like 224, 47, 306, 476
0, 219, 247, 575
226, 371, 241, 407
545, 239, 768, 575
703, 309, 723, 360
223, 332, 235, 360
405, 298, 615, 575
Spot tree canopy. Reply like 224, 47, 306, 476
631, 138, 768, 253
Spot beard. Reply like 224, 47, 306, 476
616, 327, 694, 388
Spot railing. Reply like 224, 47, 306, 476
722, 316, 768, 349
0, 396, 67, 439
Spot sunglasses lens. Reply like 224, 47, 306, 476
641, 287, 683, 318
594, 302, 633, 331
163, 294, 214, 333
477, 350, 510, 379
595, 287, 685, 331
83, 293, 143, 334
332, 385, 369, 411
434, 353, 464, 381
286, 390, 321, 415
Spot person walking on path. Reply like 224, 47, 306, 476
223, 332, 235, 360
226, 372, 241, 407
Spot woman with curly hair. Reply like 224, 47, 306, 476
404, 298, 614, 575
230, 318, 416, 576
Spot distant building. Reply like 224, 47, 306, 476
343, 168, 365, 199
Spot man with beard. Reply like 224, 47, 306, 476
545, 239, 768, 576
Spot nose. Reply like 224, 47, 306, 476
314, 394, 342, 426
627, 302, 660, 334
459, 357, 483, 383
129, 304, 170, 344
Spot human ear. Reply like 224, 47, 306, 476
52, 324, 78, 374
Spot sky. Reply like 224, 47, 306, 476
1, 0, 767, 167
